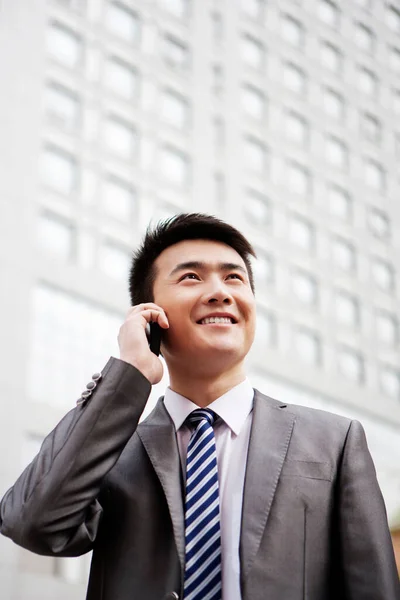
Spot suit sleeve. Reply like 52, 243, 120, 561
0, 357, 151, 557
338, 419, 400, 600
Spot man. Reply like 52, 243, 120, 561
0, 213, 399, 600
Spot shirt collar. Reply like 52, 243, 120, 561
163, 378, 254, 436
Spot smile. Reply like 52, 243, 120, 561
199, 317, 234, 324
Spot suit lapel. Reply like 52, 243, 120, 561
240, 390, 295, 581
137, 399, 185, 570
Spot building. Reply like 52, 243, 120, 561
0, 0, 399, 597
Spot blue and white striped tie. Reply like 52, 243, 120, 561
183, 409, 222, 600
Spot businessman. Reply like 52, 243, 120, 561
1, 213, 399, 600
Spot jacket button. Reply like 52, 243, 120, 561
92, 372, 102, 381
86, 381, 96, 390
164, 593, 179, 600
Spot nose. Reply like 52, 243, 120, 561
203, 277, 233, 305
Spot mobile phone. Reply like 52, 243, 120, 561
149, 322, 162, 356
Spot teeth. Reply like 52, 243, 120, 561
201, 317, 233, 324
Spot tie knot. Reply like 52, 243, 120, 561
186, 408, 217, 430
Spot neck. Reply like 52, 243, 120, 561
167, 362, 247, 407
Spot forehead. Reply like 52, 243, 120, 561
155, 239, 246, 274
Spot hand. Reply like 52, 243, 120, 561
118, 303, 169, 385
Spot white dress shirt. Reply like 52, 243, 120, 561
163, 379, 254, 600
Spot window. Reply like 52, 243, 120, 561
160, 145, 190, 186
38, 212, 75, 260
241, 84, 266, 120
285, 111, 308, 146
160, 89, 189, 129
253, 251, 274, 286
318, 0, 339, 28
283, 63, 306, 95
323, 88, 344, 120
213, 117, 225, 149
211, 11, 223, 44
390, 47, 400, 73
295, 329, 321, 365
364, 159, 385, 192
241, 35, 265, 70
372, 258, 395, 292
332, 237, 356, 272
354, 23, 374, 53
393, 89, 400, 114
41, 146, 78, 194
292, 269, 317, 305
212, 63, 224, 96
241, 0, 265, 20
245, 190, 271, 226
103, 116, 137, 158
281, 15, 304, 48
104, 56, 138, 99
358, 67, 378, 97
326, 136, 347, 169
328, 185, 352, 220
254, 310, 276, 348
55, 0, 87, 11
107, 2, 139, 44
376, 311, 398, 346
163, 35, 189, 70
290, 214, 314, 251
380, 366, 400, 400
102, 176, 135, 221
244, 137, 268, 174
43, 82, 80, 129
27, 285, 122, 408
369, 208, 390, 240
362, 113, 381, 143
335, 291, 359, 327
46, 22, 82, 68
386, 5, 400, 34
214, 172, 225, 208
286, 161, 310, 196
160, 0, 189, 19
321, 41, 342, 73
338, 347, 364, 383
99, 241, 131, 280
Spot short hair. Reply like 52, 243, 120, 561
129, 213, 257, 305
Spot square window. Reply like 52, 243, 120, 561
44, 82, 80, 129
212, 63, 224, 96
323, 88, 344, 120
285, 111, 308, 146
104, 116, 137, 158
38, 212, 75, 260
107, 2, 139, 44
290, 215, 314, 251
328, 185, 352, 220
283, 62, 306, 95
253, 250, 274, 286
245, 190, 271, 226
104, 56, 138, 99
241, 84, 266, 120
326, 136, 347, 169
295, 329, 321, 365
380, 366, 400, 400
362, 113, 381, 143
318, 0, 339, 28
103, 176, 135, 221
160, 146, 190, 186
41, 147, 78, 194
164, 35, 189, 69
335, 291, 359, 327
355, 23, 374, 53
286, 161, 310, 196
364, 159, 385, 191
390, 47, 400, 73
376, 312, 398, 346
338, 347, 364, 383
393, 89, 400, 114
372, 258, 395, 292
213, 117, 225, 149
159, 0, 189, 19
160, 89, 189, 129
387, 6, 400, 34
332, 237, 356, 272
244, 137, 268, 173
241, 0, 265, 20
281, 14, 304, 48
46, 22, 82, 68
99, 241, 131, 280
358, 67, 378, 97
369, 208, 390, 240
211, 11, 223, 43
241, 35, 265, 70
321, 41, 342, 73
292, 269, 318, 305
254, 309, 276, 347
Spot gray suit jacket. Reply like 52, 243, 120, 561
1, 358, 399, 600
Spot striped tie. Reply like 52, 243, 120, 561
183, 409, 222, 600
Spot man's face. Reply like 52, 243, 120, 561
153, 239, 256, 374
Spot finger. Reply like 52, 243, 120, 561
131, 308, 169, 329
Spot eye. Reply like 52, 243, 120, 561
180, 273, 200, 280
226, 273, 243, 281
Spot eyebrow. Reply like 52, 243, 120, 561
169, 261, 248, 277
